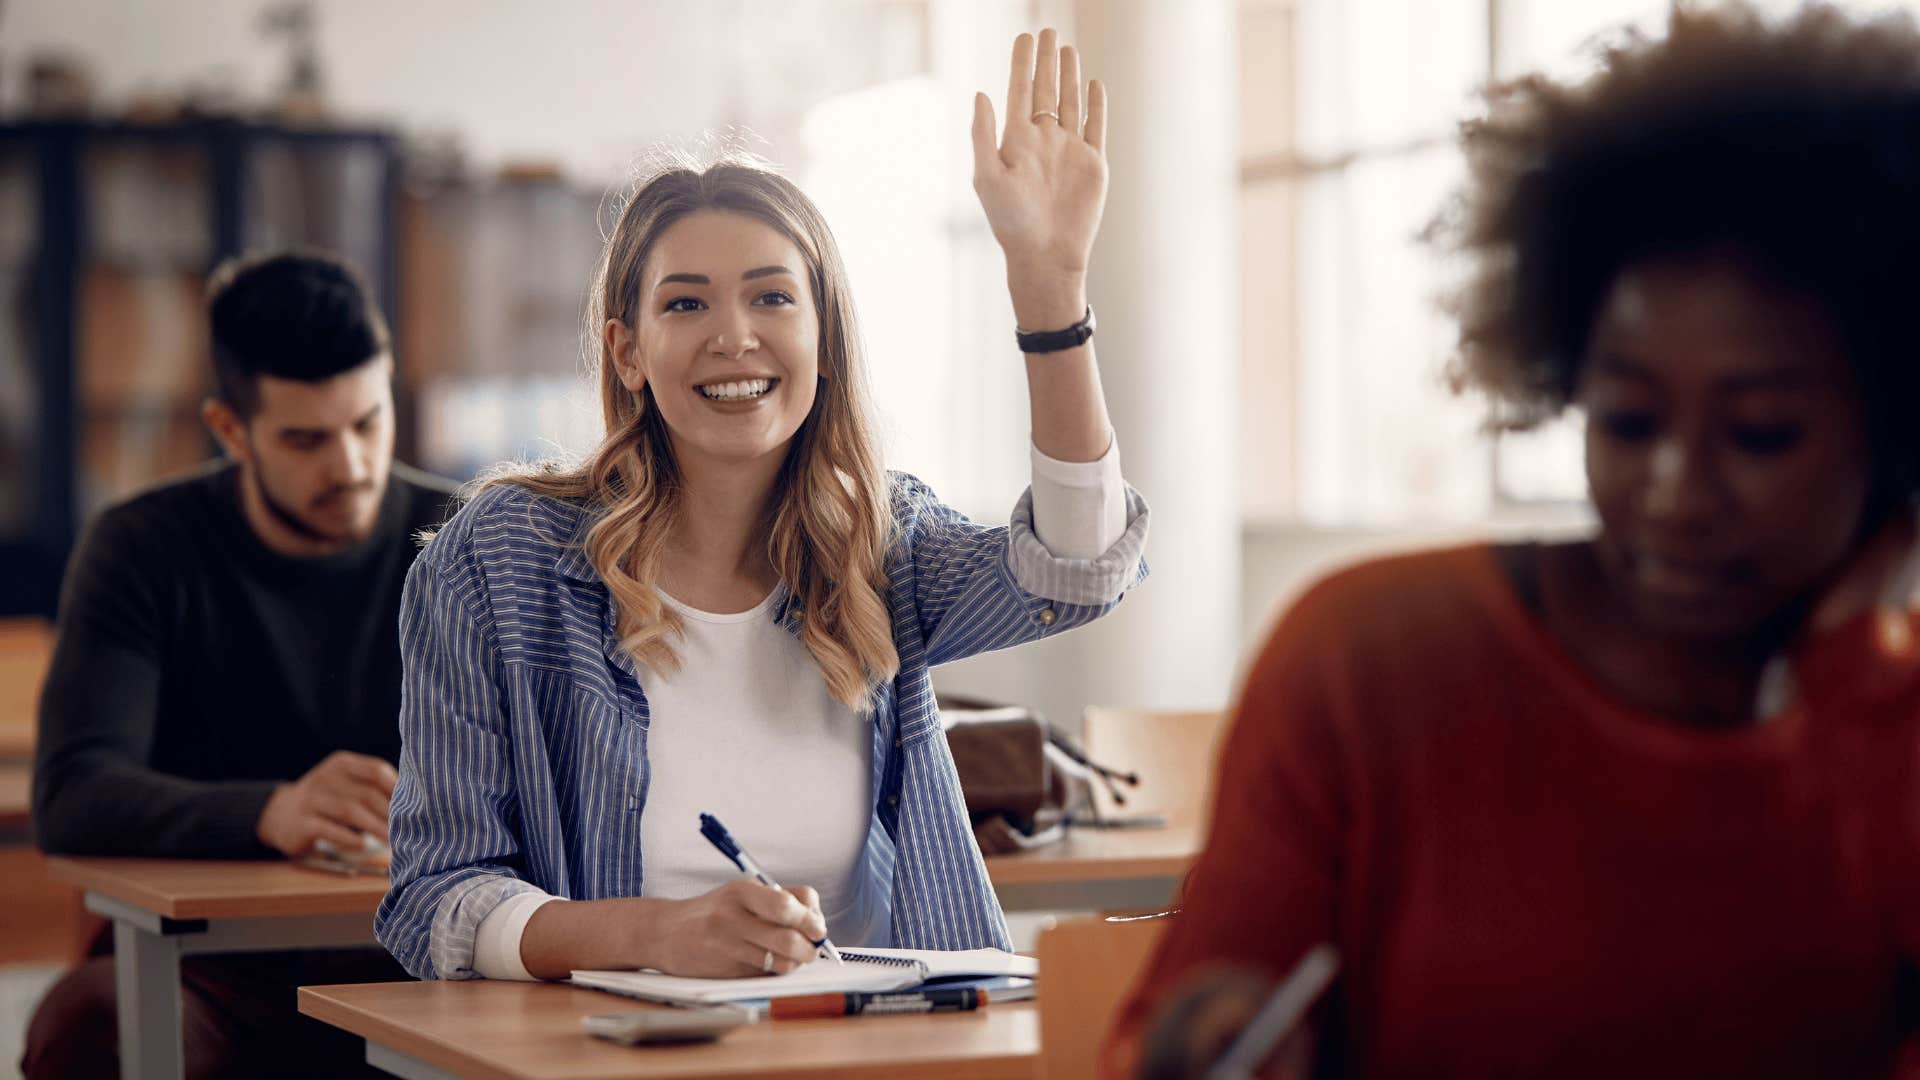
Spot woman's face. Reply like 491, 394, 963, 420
1579, 254, 1872, 643
612, 210, 821, 472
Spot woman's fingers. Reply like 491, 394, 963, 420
1005, 32, 1036, 144
1031, 28, 1061, 121
722, 887, 819, 971
740, 923, 819, 970
1059, 45, 1083, 133
785, 884, 822, 915
1086, 79, 1108, 152
784, 885, 826, 940
972, 92, 999, 179
734, 880, 827, 942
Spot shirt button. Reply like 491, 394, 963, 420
893, 737, 902, 748
626, 795, 638, 811
886, 794, 899, 808
1037, 606, 1057, 627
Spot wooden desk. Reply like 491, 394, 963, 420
0, 721, 32, 761
300, 980, 1039, 1080
984, 825, 1200, 913
0, 761, 30, 843
45, 856, 388, 1080
39, 827, 1193, 1080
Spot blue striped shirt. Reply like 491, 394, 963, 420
376, 471, 1149, 979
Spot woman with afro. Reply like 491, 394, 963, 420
1108, 4, 1920, 1076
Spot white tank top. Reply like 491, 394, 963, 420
635, 586, 877, 942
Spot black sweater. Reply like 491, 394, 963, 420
32, 460, 459, 857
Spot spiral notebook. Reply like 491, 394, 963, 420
570, 947, 1037, 1007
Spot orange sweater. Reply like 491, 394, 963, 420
1107, 545, 1920, 1078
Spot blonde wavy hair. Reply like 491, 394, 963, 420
494, 154, 899, 710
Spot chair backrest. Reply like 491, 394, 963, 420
1037, 912, 1173, 1080
1081, 707, 1226, 830
0, 618, 55, 760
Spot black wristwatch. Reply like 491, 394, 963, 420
1014, 304, 1096, 354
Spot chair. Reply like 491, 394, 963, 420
1037, 911, 1174, 1080
0, 619, 89, 964
1080, 706, 1226, 830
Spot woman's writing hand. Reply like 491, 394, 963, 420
972, 28, 1108, 328
645, 880, 827, 978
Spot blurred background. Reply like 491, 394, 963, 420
0, 0, 1901, 732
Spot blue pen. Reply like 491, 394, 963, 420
699, 812, 844, 965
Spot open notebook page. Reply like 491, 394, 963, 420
570, 947, 1035, 1006
570, 953, 926, 1006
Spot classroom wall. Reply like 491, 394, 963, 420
0, 0, 931, 178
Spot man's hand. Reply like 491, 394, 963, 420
255, 750, 397, 858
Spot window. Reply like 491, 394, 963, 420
1240, 0, 1675, 526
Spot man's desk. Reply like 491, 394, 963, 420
300, 980, 1039, 1080
44, 856, 388, 1080
0, 762, 30, 844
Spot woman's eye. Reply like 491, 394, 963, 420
1729, 424, 1804, 456
1596, 410, 1658, 443
664, 296, 704, 313
753, 290, 796, 307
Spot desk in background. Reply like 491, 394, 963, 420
45, 856, 388, 1080
301, 979, 1039, 1080
984, 825, 1198, 912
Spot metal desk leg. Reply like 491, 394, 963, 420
366, 1041, 464, 1080
112, 917, 185, 1080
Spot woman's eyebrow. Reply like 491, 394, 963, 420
1720, 366, 1821, 392
1590, 353, 1658, 383
653, 266, 792, 289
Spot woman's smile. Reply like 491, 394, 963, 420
695, 376, 780, 404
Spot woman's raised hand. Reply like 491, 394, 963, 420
972, 28, 1108, 325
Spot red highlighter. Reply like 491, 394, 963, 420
771, 988, 988, 1019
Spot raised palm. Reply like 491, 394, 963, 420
971, 29, 1109, 280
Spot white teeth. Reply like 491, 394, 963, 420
698, 378, 774, 401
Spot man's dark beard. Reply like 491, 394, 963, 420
250, 465, 373, 545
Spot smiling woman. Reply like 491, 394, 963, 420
375, 29, 1151, 986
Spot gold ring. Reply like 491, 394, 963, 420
1031, 110, 1060, 124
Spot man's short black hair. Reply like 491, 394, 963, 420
207, 250, 391, 418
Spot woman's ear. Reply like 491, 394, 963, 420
606, 319, 645, 392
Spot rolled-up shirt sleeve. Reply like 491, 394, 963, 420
891, 471, 1148, 670
472, 888, 562, 981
